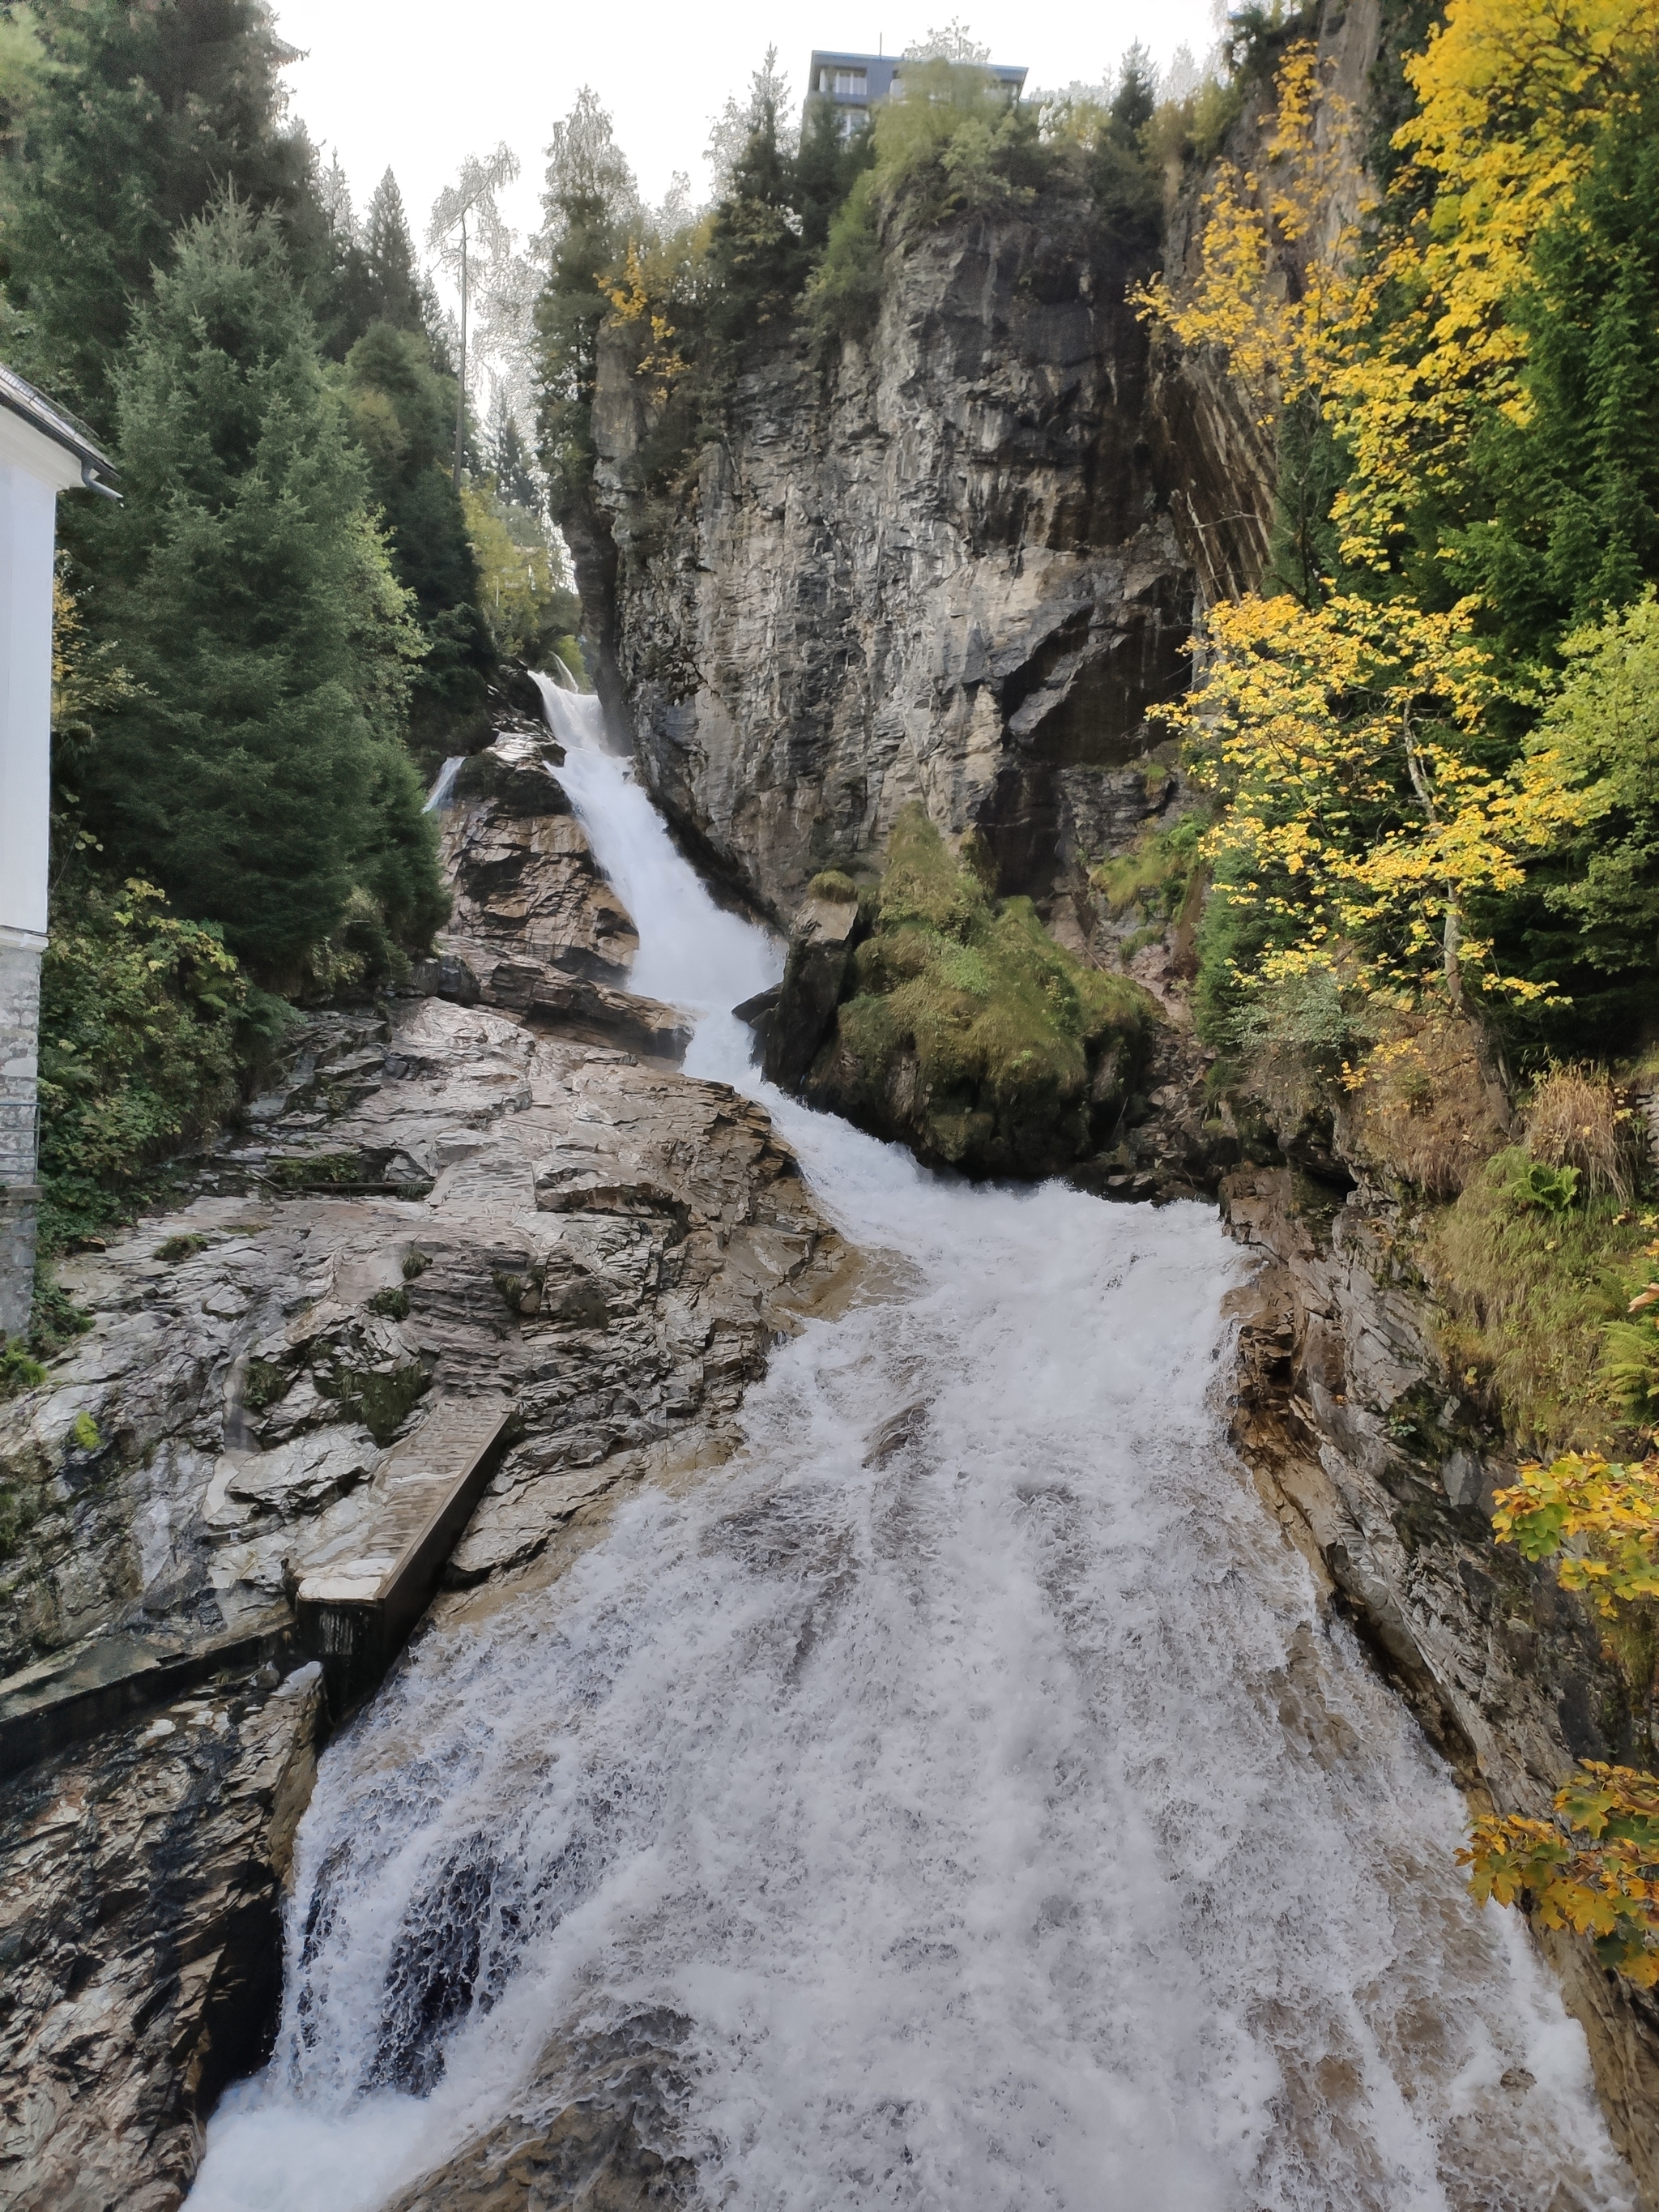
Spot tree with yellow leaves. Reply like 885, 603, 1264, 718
1463, 1449, 1659, 1983
1331, 0, 1659, 571
1463, 1762, 1659, 1987
1169, 590, 1581, 1016
1137, 40, 1363, 428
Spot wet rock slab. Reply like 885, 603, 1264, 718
0, 1659, 322, 2212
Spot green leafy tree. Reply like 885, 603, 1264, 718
77, 199, 443, 978
1452, 82, 1659, 660
1501, 594, 1659, 1044
0, 0, 319, 425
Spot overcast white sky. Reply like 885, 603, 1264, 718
271, 0, 1225, 284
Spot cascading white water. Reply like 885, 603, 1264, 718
422, 755, 466, 815
189, 689, 1635, 2212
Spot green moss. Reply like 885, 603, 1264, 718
366, 1286, 411, 1320
818, 806, 1155, 1174
807, 869, 859, 903
242, 1358, 291, 1412
1427, 1149, 1655, 1454
401, 1249, 432, 1282
0, 1347, 48, 1403
1092, 815, 1201, 922
267, 1152, 361, 1189
0, 1479, 41, 1561
154, 1232, 209, 1262
69, 1411, 102, 1452
319, 1359, 430, 1444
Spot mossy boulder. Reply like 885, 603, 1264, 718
795, 806, 1157, 1176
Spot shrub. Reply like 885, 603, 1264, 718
38, 876, 248, 1248
1505, 1159, 1581, 1215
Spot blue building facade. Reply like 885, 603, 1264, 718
804, 49, 1027, 131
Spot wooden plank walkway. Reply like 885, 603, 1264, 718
296, 1394, 516, 1712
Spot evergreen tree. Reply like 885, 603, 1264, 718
79, 200, 443, 976
1091, 44, 1160, 252
1, 0, 320, 426
364, 169, 425, 331
536, 88, 636, 506
488, 407, 541, 511
1456, 84, 1659, 662
705, 75, 808, 350
343, 321, 493, 744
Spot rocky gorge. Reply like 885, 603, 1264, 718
551, 0, 1659, 2192
4, 1, 1659, 2203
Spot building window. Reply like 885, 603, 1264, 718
833, 67, 867, 96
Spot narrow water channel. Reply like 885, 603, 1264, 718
189, 690, 1632, 2212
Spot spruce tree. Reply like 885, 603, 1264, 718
2, 0, 318, 426
364, 170, 425, 332
343, 322, 493, 745
80, 199, 443, 976
536, 88, 636, 505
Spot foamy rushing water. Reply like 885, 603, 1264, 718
189, 685, 1634, 2211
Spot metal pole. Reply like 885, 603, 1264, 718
452, 211, 468, 490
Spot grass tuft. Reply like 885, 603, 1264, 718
1427, 1150, 1654, 1454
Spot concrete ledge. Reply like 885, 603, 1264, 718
296, 1395, 516, 1714
0, 1615, 296, 1783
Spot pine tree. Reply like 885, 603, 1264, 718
343, 322, 493, 745
536, 88, 636, 505
79, 199, 443, 976
364, 170, 425, 332
1, 0, 318, 427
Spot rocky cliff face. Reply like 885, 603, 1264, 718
584, 196, 1195, 921
576, 0, 1384, 942
1224, 1166, 1659, 2201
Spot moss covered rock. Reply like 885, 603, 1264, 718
796, 806, 1156, 1176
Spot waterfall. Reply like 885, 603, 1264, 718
188, 692, 1634, 2212
422, 755, 466, 815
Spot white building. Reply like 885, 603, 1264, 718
0, 364, 117, 1339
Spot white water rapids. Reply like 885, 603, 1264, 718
190, 686, 1634, 2211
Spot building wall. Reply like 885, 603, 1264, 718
0, 434, 72, 1338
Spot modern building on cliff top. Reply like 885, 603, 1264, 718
805, 49, 1028, 131
0, 364, 117, 1338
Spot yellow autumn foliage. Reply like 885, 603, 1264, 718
602, 237, 692, 402
1331, 0, 1659, 564
1167, 591, 1582, 1006
1137, 41, 1363, 425
1463, 1762, 1659, 1987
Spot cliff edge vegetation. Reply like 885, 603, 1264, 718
798, 809, 1156, 1177
1141, 0, 1659, 1977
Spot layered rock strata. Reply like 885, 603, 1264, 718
0, 733, 847, 2212
1224, 1165, 1659, 2200
584, 199, 1195, 921
430, 725, 689, 1059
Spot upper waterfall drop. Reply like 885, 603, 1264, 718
529, 672, 782, 1081
185, 685, 1636, 2212
421, 754, 465, 814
